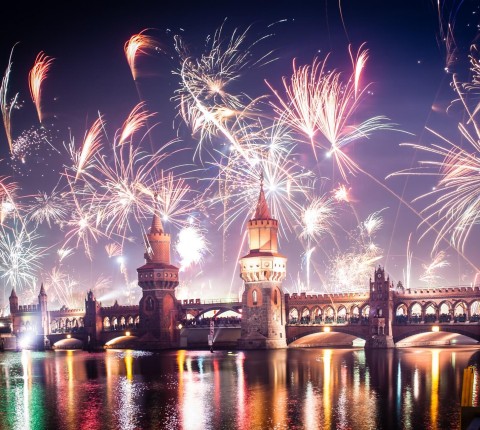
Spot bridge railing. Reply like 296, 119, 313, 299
287, 317, 370, 325
182, 298, 240, 305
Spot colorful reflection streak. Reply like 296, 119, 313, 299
0, 347, 477, 429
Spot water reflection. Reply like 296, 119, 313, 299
0, 347, 478, 429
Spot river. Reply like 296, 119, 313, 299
0, 347, 478, 429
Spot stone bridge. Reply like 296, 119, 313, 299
4, 275, 480, 350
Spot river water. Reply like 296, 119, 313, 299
0, 347, 478, 430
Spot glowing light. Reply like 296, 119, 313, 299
28, 51, 54, 123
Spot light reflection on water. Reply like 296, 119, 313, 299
0, 347, 478, 430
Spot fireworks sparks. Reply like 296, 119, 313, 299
116, 102, 156, 146
300, 195, 336, 242
125, 31, 159, 80
173, 20, 275, 161
28, 52, 54, 124
420, 251, 450, 287
267, 45, 394, 180
27, 188, 69, 228
74, 116, 104, 180
176, 223, 210, 271
0, 7, 478, 307
391, 46, 480, 255
1, 44, 19, 154
0, 222, 45, 292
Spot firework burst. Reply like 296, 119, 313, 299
125, 30, 160, 80
28, 51, 54, 124
1, 44, 19, 154
267, 44, 394, 180
0, 222, 45, 293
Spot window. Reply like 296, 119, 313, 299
146, 296, 154, 311
252, 290, 258, 305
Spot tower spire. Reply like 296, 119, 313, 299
150, 194, 164, 234
254, 171, 271, 220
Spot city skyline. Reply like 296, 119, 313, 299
0, 0, 479, 310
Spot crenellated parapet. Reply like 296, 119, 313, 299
50, 308, 84, 317
399, 286, 480, 297
17, 304, 41, 313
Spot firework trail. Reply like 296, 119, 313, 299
105, 242, 123, 258
419, 251, 450, 287
57, 248, 74, 263
0, 44, 19, 154
403, 233, 413, 290
125, 30, 159, 80
28, 51, 54, 124
73, 115, 104, 180
116, 101, 156, 146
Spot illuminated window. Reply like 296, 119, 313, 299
252, 290, 258, 305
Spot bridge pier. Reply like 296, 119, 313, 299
365, 334, 395, 349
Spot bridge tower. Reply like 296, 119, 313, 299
238, 175, 287, 349
38, 284, 49, 337
9, 289, 18, 315
366, 266, 395, 348
137, 205, 179, 348
84, 290, 102, 349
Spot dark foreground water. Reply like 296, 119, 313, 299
0, 347, 479, 430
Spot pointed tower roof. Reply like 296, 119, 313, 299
39, 283, 46, 296
254, 172, 271, 220
9, 288, 17, 298
150, 196, 164, 234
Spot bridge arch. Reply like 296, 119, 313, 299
360, 305, 370, 321
312, 306, 321, 323
424, 302, 437, 323
471, 300, 480, 322
301, 307, 310, 324
453, 301, 468, 322
337, 306, 347, 323
324, 306, 335, 324
289, 308, 299, 324
287, 325, 369, 346
194, 306, 241, 320
394, 325, 480, 345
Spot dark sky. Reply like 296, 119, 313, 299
0, 0, 479, 308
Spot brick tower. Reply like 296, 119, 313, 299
38, 283, 49, 337
366, 266, 395, 348
238, 175, 287, 349
137, 205, 179, 348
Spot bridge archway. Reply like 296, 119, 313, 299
104, 335, 138, 349
289, 308, 298, 324
394, 326, 480, 346
288, 327, 367, 348
52, 338, 83, 350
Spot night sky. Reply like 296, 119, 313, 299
0, 1, 479, 310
